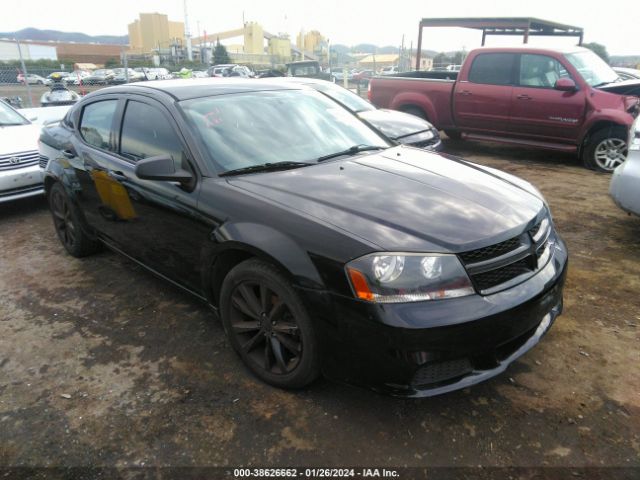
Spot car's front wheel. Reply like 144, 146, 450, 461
583, 126, 628, 172
49, 182, 101, 257
220, 258, 320, 389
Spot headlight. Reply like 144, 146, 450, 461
398, 129, 436, 145
346, 253, 475, 303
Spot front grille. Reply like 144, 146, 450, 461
459, 217, 551, 293
38, 154, 49, 169
472, 257, 534, 291
0, 150, 39, 171
459, 236, 520, 264
412, 358, 474, 387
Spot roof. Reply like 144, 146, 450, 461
419, 17, 583, 36
358, 54, 399, 64
95, 78, 305, 101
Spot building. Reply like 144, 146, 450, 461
128, 12, 185, 54
0, 40, 57, 61
357, 53, 433, 72
268, 36, 291, 60
0, 39, 123, 66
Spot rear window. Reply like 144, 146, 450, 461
468, 53, 516, 86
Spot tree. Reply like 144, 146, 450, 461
104, 58, 119, 68
213, 40, 231, 65
433, 52, 449, 67
582, 42, 610, 64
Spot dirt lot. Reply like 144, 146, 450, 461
0, 139, 639, 476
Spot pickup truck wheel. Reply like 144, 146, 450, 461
583, 126, 628, 173
220, 259, 320, 389
444, 130, 462, 141
48, 182, 101, 257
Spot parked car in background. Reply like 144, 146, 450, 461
0, 99, 44, 203
330, 68, 353, 82
614, 67, 640, 81
380, 66, 399, 76
145, 68, 171, 80
353, 69, 374, 84
192, 70, 208, 78
369, 46, 640, 172
83, 69, 115, 85
19, 105, 72, 126
47, 72, 71, 82
271, 77, 441, 150
110, 68, 144, 84
17, 74, 50, 86
64, 70, 91, 85
610, 116, 640, 216
285, 61, 332, 81
207, 64, 253, 78
40, 79, 567, 397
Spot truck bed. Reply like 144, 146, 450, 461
386, 70, 459, 81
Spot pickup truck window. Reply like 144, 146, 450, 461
519, 54, 571, 88
468, 53, 516, 86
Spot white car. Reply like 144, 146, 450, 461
610, 116, 640, 216
380, 66, 399, 76
0, 100, 45, 203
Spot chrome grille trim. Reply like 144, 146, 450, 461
0, 150, 40, 171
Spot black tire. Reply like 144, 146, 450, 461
400, 105, 427, 120
220, 258, 320, 389
444, 129, 463, 141
48, 182, 101, 257
582, 126, 628, 173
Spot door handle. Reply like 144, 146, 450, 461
516, 94, 533, 100
108, 170, 127, 182
62, 149, 76, 159
459, 90, 472, 96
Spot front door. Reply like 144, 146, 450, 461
509, 54, 586, 142
74, 96, 209, 294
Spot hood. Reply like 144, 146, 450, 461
597, 79, 640, 97
0, 123, 41, 154
357, 109, 435, 139
227, 146, 544, 253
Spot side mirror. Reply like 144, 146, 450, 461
554, 78, 577, 92
27, 114, 38, 122
135, 155, 193, 183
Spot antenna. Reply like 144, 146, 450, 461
184, 0, 193, 61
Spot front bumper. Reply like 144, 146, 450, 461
0, 164, 45, 203
610, 150, 640, 216
306, 232, 568, 397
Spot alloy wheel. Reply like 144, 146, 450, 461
228, 281, 302, 375
51, 189, 76, 249
594, 138, 628, 172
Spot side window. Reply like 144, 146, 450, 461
468, 53, 516, 86
519, 54, 571, 88
119, 101, 185, 164
79, 100, 117, 150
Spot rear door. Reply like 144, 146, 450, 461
509, 53, 586, 142
453, 52, 516, 133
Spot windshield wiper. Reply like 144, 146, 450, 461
317, 145, 386, 162
219, 161, 311, 177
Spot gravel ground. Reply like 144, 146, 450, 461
0, 139, 638, 477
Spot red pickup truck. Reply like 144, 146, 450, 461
369, 46, 640, 172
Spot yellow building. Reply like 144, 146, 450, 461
296, 30, 324, 55
243, 22, 264, 55
128, 13, 185, 54
268, 37, 291, 59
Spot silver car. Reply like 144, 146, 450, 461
610, 116, 640, 216
0, 100, 44, 203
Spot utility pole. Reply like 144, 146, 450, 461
15, 39, 33, 107
184, 0, 193, 61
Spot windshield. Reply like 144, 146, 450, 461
565, 50, 619, 87
312, 82, 375, 113
180, 89, 389, 173
0, 101, 28, 126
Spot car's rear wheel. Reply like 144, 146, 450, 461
582, 126, 628, 172
49, 182, 100, 257
220, 259, 320, 389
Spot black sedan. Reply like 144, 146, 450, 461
269, 77, 441, 150
39, 79, 567, 397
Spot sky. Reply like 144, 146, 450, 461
3, 0, 639, 56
